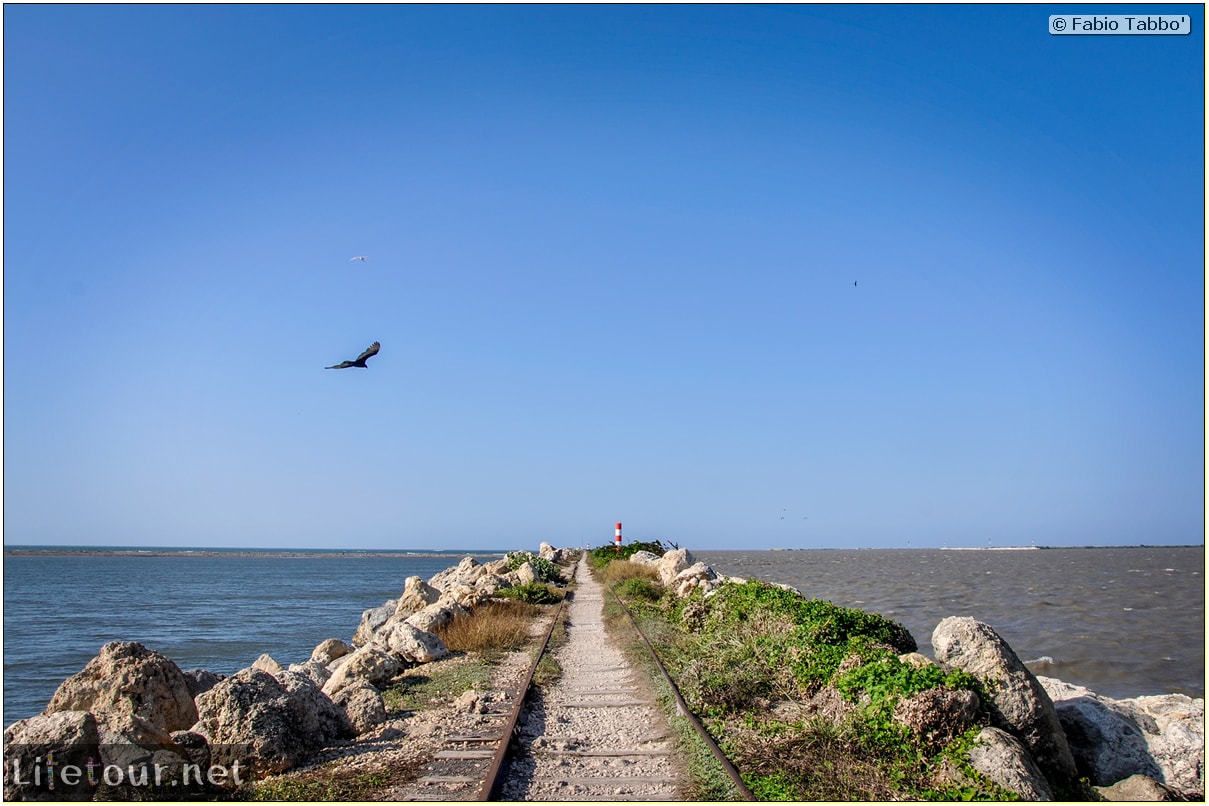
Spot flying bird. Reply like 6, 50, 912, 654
350, 256, 368, 261
853, 280, 858, 287
326, 341, 380, 369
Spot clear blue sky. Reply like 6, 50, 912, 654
4, 5, 1204, 551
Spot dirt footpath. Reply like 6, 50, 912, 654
499, 554, 685, 801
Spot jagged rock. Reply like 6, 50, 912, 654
657, 548, 695, 586
169, 729, 211, 771
454, 689, 487, 714
375, 620, 448, 663
3, 710, 101, 801
474, 572, 511, 595
966, 726, 1055, 800
275, 670, 354, 745
331, 680, 387, 735
394, 576, 442, 620
899, 652, 936, 670
483, 558, 511, 575
672, 562, 719, 597
538, 542, 557, 560
629, 550, 661, 565
252, 653, 283, 675
514, 561, 539, 585
327, 653, 354, 672
893, 687, 980, 748
933, 617, 1077, 782
46, 642, 199, 741
1039, 675, 1204, 796
322, 645, 402, 697
192, 668, 342, 777
1096, 773, 1186, 801
182, 669, 226, 698
806, 686, 858, 723
405, 600, 469, 634
310, 638, 352, 666
287, 660, 332, 688
429, 557, 486, 591
441, 583, 487, 609
352, 600, 398, 647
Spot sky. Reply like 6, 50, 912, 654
3, 4, 1204, 552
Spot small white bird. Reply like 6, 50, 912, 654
350, 256, 368, 261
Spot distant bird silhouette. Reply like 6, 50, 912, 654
350, 256, 368, 261
853, 280, 858, 287
326, 341, 380, 369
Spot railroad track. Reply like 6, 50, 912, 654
401, 554, 754, 802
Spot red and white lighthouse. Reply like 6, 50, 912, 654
614, 522, 622, 552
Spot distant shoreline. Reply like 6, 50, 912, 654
3, 549, 507, 559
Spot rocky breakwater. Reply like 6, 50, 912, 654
2, 543, 575, 800
628, 547, 1204, 801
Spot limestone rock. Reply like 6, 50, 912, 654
933, 617, 1077, 782
275, 670, 354, 745
473, 572, 511, 595
672, 561, 720, 597
252, 653, 283, 675
893, 687, 980, 748
966, 726, 1055, 801
1096, 773, 1185, 801
429, 557, 486, 591
352, 600, 398, 647
310, 638, 352, 666
514, 561, 539, 585
287, 660, 332, 688
331, 679, 387, 735
394, 576, 442, 620
46, 642, 198, 738
3, 710, 100, 801
405, 600, 469, 634
657, 548, 695, 586
629, 550, 661, 566
193, 668, 345, 777
182, 668, 226, 698
899, 652, 936, 670
375, 620, 448, 663
1039, 675, 1204, 796
322, 645, 402, 697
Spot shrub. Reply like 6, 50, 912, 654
504, 551, 565, 584
599, 558, 661, 585
588, 540, 666, 568
614, 576, 663, 603
496, 582, 563, 605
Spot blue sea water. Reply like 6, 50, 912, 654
2, 550, 502, 724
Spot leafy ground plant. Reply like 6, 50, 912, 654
609, 572, 1019, 801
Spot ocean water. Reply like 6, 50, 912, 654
2, 550, 502, 725
2, 546, 1202, 728
695, 546, 1204, 701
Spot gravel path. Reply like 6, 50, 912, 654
499, 555, 685, 801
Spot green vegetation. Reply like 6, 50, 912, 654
601, 563, 1020, 801
587, 539, 667, 568
503, 550, 565, 584
252, 766, 416, 801
496, 581, 564, 605
381, 655, 492, 712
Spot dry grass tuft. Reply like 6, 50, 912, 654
598, 559, 660, 586
434, 599, 539, 655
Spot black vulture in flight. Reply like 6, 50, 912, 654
326, 341, 380, 369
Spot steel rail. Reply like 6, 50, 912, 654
476, 582, 571, 801
606, 584, 758, 802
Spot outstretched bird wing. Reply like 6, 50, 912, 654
353, 341, 380, 366
326, 341, 380, 369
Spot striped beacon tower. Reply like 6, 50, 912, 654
614, 522, 622, 552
